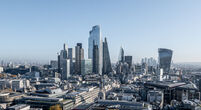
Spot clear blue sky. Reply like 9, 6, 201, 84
0, 0, 201, 63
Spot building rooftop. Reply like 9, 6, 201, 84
177, 83, 198, 90
23, 96, 63, 102
72, 103, 92, 110
145, 81, 186, 88
8, 104, 30, 110
0, 93, 9, 96
97, 100, 143, 107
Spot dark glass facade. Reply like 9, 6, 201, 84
102, 38, 112, 74
93, 44, 99, 74
158, 48, 173, 74
75, 43, 84, 74
125, 56, 132, 69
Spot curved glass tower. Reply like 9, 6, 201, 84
158, 48, 173, 75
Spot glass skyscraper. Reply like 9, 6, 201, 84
88, 25, 101, 59
102, 37, 112, 74
118, 47, 124, 63
93, 44, 99, 74
75, 43, 84, 74
61, 59, 71, 80
158, 48, 173, 75
125, 56, 132, 69
59, 44, 71, 80
68, 48, 75, 74
88, 25, 103, 75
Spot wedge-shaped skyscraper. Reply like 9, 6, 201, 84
102, 37, 112, 74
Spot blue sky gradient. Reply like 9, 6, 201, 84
0, 0, 201, 63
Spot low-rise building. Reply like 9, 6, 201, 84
8, 104, 30, 110
66, 86, 100, 107
0, 79, 12, 90
12, 80, 23, 91
90, 100, 152, 110
0, 67, 3, 73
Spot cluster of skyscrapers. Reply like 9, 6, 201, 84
5, 24, 201, 110
57, 25, 112, 80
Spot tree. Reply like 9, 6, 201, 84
49, 104, 62, 110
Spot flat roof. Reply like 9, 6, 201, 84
9, 104, 30, 109
97, 100, 143, 107
145, 81, 186, 88
177, 83, 198, 90
0, 93, 9, 96
73, 103, 92, 109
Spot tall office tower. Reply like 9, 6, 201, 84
102, 37, 112, 74
88, 25, 102, 59
93, 44, 99, 74
57, 53, 61, 73
61, 59, 71, 80
59, 44, 68, 75
68, 48, 75, 60
61, 43, 68, 59
58, 44, 71, 80
68, 48, 75, 74
125, 56, 132, 69
75, 43, 84, 74
142, 63, 148, 74
159, 69, 164, 81
158, 48, 173, 75
88, 25, 103, 75
118, 47, 124, 62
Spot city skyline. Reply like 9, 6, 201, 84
1, 0, 201, 63
1, 1, 201, 110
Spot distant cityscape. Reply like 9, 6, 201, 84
1, 25, 201, 110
